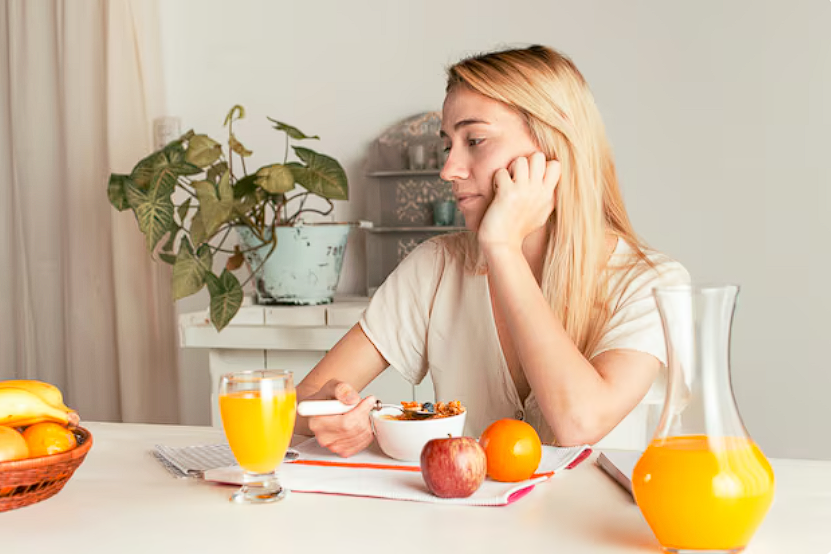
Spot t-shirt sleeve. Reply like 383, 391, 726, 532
359, 240, 442, 385
591, 259, 691, 366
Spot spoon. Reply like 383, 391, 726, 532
296, 399, 435, 419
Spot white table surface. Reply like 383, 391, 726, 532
3, 422, 830, 554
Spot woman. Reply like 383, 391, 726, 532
295, 45, 689, 456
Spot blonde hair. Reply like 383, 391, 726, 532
446, 45, 651, 357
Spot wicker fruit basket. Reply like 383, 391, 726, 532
0, 426, 92, 512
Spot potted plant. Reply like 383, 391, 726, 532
107, 105, 350, 331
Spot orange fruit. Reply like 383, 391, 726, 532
479, 419, 542, 482
0, 426, 29, 462
22, 422, 76, 458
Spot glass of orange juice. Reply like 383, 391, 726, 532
219, 370, 296, 503
633, 285, 774, 552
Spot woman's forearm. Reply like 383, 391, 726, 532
483, 244, 614, 445
291, 324, 389, 437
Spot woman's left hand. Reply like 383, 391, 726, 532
477, 152, 561, 251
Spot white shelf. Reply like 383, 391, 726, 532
366, 226, 466, 233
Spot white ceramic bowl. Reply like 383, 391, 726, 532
371, 407, 467, 462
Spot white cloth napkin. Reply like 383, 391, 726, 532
203, 439, 591, 506
154, 443, 298, 478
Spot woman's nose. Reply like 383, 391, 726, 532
440, 148, 469, 182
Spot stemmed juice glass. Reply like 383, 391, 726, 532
219, 370, 296, 503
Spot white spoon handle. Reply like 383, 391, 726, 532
296, 400, 353, 417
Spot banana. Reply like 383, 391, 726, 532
0, 379, 71, 412
0, 387, 73, 427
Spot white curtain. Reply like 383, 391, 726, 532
0, 0, 180, 423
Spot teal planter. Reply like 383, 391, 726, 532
237, 224, 352, 305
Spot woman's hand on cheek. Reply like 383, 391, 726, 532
477, 152, 560, 251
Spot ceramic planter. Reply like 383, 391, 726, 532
237, 223, 352, 305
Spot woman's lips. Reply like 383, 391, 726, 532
455, 194, 482, 209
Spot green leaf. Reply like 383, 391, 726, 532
124, 180, 175, 252
186, 134, 222, 168
218, 169, 233, 203
190, 211, 207, 246
266, 117, 319, 141
205, 270, 244, 331
291, 147, 349, 200
230, 174, 259, 218
146, 164, 178, 197
233, 174, 258, 199
235, 196, 257, 216
193, 178, 233, 237
177, 198, 192, 224
223, 105, 245, 127
163, 142, 202, 176
163, 141, 186, 164
159, 253, 177, 265
172, 238, 213, 300
229, 134, 252, 157
108, 174, 131, 211
171, 162, 202, 176
255, 164, 295, 194
130, 148, 198, 197
206, 161, 228, 185
130, 151, 166, 189
161, 225, 179, 253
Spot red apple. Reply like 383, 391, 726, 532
420, 436, 486, 498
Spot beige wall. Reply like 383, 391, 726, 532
160, 0, 831, 459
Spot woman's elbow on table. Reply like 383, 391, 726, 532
548, 401, 633, 447
551, 416, 610, 447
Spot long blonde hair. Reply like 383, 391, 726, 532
446, 45, 650, 357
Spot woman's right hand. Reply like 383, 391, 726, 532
304, 379, 377, 458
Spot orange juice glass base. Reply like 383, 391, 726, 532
633, 435, 774, 553
231, 472, 287, 504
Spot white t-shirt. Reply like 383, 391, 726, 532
360, 233, 690, 444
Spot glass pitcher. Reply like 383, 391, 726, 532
632, 284, 774, 553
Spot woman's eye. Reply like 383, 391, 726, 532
443, 138, 483, 152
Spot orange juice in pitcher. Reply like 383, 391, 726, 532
634, 435, 774, 551
633, 285, 774, 553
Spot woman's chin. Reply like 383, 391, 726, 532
460, 212, 481, 233
456, 197, 488, 232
